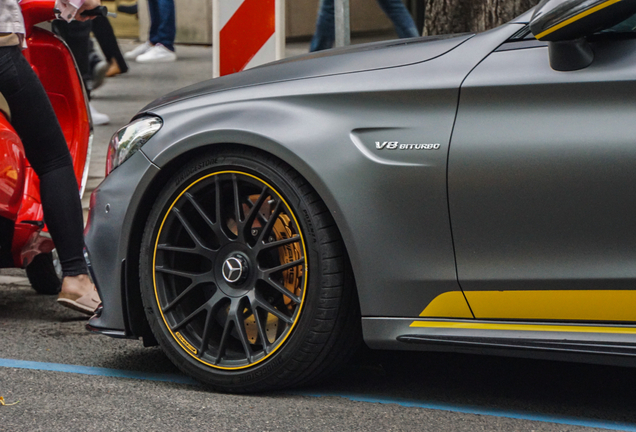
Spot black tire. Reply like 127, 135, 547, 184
140, 149, 361, 392
26, 252, 62, 295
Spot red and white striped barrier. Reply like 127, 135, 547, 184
213, 0, 285, 78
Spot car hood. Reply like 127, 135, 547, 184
142, 33, 473, 112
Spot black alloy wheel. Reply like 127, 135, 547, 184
140, 150, 360, 392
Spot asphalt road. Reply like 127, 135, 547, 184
2, 279, 636, 432
1, 40, 635, 432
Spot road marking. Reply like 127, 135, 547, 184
0, 358, 198, 385
293, 392, 636, 431
1, 357, 635, 431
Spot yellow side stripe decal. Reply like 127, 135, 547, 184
409, 320, 636, 335
535, 0, 622, 40
421, 290, 636, 322
419, 291, 473, 319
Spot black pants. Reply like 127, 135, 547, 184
0, 46, 87, 277
53, 18, 128, 96
51, 20, 92, 94
92, 16, 128, 73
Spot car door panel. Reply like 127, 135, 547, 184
449, 40, 636, 321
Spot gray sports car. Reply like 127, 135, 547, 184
85, 0, 636, 392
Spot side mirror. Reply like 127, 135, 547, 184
530, 0, 636, 71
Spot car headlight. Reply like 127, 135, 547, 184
106, 116, 163, 175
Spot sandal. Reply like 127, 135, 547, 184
57, 288, 101, 316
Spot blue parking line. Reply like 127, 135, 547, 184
0, 358, 198, 385
2, 357, 635, 431
293, 392, 636, 432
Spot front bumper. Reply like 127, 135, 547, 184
84, 151, 160, 336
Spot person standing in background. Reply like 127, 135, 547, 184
124, 0, 176, 63
52, 19, 110, 124
310, 0, 419, 52
92, 14, 129, 77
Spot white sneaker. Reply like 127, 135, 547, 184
124, 41, 152, 60
136, 44, 177, 63
90, 103, 110, 126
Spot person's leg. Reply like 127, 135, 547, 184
152, 0, 176, 51
0, 46, 97, 309
310, 0, 335, 52
52, 20, 93, 91
117, 2, 138, 15
55, 23, 111, 124
91, 15, 128, 73
0, 48, 85, 276
375, 0, 419, 38
147, 0, 160, 45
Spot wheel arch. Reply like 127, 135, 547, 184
124, 139, 360, 340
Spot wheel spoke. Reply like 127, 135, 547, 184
254, 293, 294, 324
172, 302, 208, 332
262, 257, 305, 276
243, 186, 268, 234
235, 307, 254, 363
258, 235, 301, 252
157, 244, 198, 254
162, 281, 203, 313
214, 177, 234, 243
185, 193, 214, 228
232, 174, 242, 225
185, 192, 226, 247
262, 277, 301, 304
251, 306, 271, 353
197, 309, 213, 358
215, 177, 222, 225
215, 315, 233, 365
172, 207, 215, 253
257, 200, 282, 243
208, 289, 229, 311
155, 266, 206, 279
243, 195, 269, 228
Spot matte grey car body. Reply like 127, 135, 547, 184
85, 7, 636, 390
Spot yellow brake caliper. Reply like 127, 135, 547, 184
244, 213, 303, 345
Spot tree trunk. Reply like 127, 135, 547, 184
424, 0, 540, 35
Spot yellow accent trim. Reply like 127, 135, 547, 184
419, 291, 473, 319
409, 320, 636, 335
535, 0, 622, 40
465, 290, 636, 322
175, 332, 198, 355
153, 171, 308, 371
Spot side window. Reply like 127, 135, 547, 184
498, 13, 636, 54
496, 27, 547, 52
604, 13, 636, 34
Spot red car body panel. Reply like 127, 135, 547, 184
0, 118, 24, 221
24, 26, 91, 184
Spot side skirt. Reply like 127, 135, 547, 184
363, 317, 636, 367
